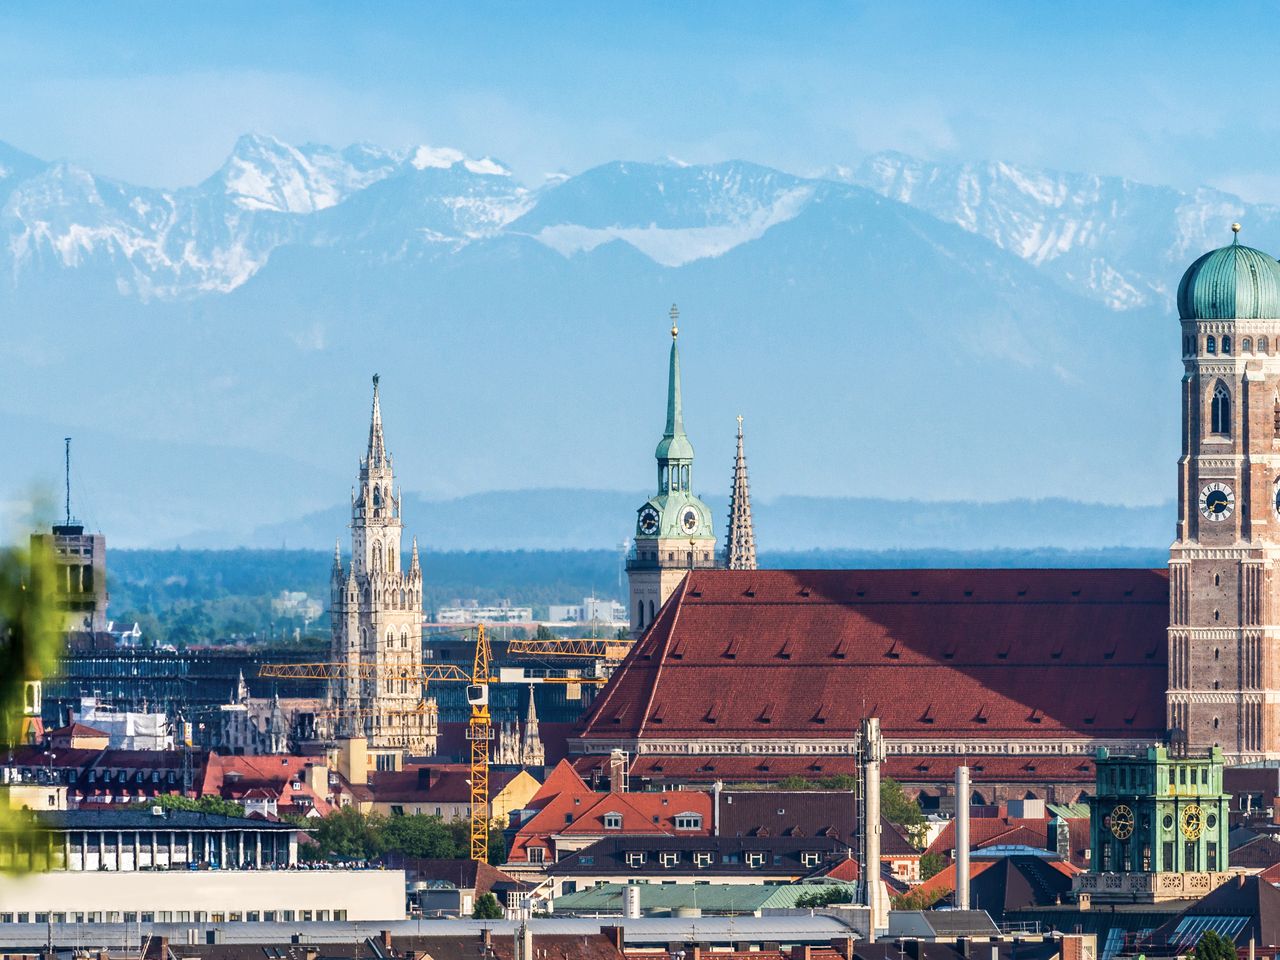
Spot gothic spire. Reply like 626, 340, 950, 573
332, 538, 343, 571
726, 415, 758, 570
367, 373, 387, 468
410, 536, 420, 573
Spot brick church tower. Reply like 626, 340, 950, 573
329, 376, 435, 756
1169, 226, 1280, 761
626, 307, 717, 637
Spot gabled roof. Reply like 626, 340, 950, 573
924, 812, 1088, 863
528, 759, 589, 809
48, 722, 110, 739
579, 569, 1168, 744
509, 785, 711, 861
367, 766, 519, 804
719, 789, 856, 844
389, 857, 528, 896
1151, 874, 1280, 949
916, 854, 1080, 914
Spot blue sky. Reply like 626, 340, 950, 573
3, 1, 1280, 197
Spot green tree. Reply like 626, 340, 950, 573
892, 886, 947, 910
919, 851, 946, 880
0, 538, 63, 874
488, 825, 507, 866
305, 807, 385, 861
777, 775, 815, 790
472, 892, 504, 919
1194, 930, 1237, 960
881, 777, 926, 847
795, 886, 855, 908
380, 814, 463, 859
149, 794, 246, 818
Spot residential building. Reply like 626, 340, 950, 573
546, 835, 854, 898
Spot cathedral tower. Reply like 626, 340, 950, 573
330, 376, 434, 755
626, 307, 717, 636
1169, 226, 1280, 761
725, 415, 757, 570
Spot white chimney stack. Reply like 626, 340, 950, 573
955, 765, 971, 911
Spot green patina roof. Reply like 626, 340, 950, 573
655, 338, 695, 462
1177, 237, 1280, 320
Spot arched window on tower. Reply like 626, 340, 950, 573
1244, 338, 1253, 353
1262, 336, 1271, 354
1223, 335, 1233, 354
649, 599, 656, 624
1212, 381, 1232, 435
1207, 335, 1217, 354
636, 601, 644, 630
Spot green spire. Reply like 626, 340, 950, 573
656, 305, 694, 463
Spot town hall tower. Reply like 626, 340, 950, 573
329, 376, 435, 756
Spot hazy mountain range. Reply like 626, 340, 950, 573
1, 134, 1257, 548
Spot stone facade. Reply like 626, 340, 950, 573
1169, 235, 1280, 761
329, 377, 435, 754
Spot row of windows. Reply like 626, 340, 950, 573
0, 909, 350, 924
600, 812, 702, 830
1188, 335, 1273, 356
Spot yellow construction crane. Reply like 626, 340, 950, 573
466, 624, 492, 862
506, 635, 634, 659
258, 627, 606, 863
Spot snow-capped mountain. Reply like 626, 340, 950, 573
0, 134, 528, 299
849, 151, 1280, 310
4, 135, 1259, 546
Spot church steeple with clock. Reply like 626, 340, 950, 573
626, 306, 717, 637
1169, 225, 1280, 761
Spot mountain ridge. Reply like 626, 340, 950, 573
0, 134, 1216, 547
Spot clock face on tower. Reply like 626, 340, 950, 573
1274, 483, 1280, 518
1108, 804, 1134, 840
1199, 482, 1235, 521
1181, 804, 1203, 841
638, 505, 659, 536
680, 506, 700, 534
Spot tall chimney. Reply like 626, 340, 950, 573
955, 765, 971, 911
608, 749, 627, 792
859, 717, 885, 938
713, 780, 723, 835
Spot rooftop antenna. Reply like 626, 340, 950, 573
64, 437, 72, 525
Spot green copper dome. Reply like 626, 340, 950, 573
1178, 237, 1280, 320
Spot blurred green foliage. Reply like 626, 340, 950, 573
0, 537, 64, 873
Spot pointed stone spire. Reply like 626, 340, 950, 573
521, 684, 545, 767
332, 538, 343, 572
726, 415, 758, 570
235, 669, 249, 704
367, 373, 387, 467
410, 536, 420, 572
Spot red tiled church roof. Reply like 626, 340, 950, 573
578, 569, 1168, 744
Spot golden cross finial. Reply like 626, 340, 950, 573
670, 304, 679, 339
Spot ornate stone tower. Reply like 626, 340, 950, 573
329, 376, 434, 755
626, 307, 717, 637
1169, 226, 1280, 762
725, 415, 757, 570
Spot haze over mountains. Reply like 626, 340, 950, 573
6, 133, 1259, 548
